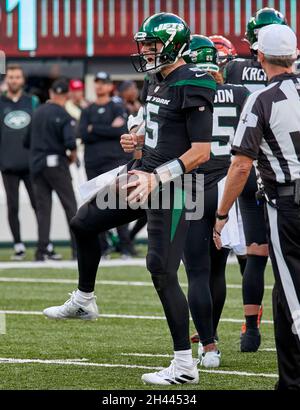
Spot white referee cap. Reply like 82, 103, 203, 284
258, 24, 298, 57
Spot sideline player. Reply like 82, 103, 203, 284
223, 7, 287, 351
43, 13, 216, 386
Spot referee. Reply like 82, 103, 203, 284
214, 24, 300, 390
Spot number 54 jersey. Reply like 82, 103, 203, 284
196, 83, 249, 189
140, 63, 216, 173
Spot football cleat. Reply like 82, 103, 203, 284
200, 350, 221, 368
11, 243, 26, 261
241, 305, 264, 335
11, 250, 26, 261
240, 328, 261, 352
141, 359, 199, 385
43, 291, 99, 320
197, 340, 219, 358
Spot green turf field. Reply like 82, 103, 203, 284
0, 258, 278, 390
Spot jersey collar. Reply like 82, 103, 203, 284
269, 72, 299, 83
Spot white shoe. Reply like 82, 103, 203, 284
200, 350, 221, 368
43, 291, 99, 320
141, 359, 199, 385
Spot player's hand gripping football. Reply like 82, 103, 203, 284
123, 170, 158, 205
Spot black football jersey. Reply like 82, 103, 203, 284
140, 73, 163, 105
197, 83, 249, 188
139, 64, 216, 173
224, 58, 268, 93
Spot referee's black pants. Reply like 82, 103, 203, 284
32, 162, 77, 255
265, 197, 300, 390
1, 170, 37, 244
70, 186, 192, 351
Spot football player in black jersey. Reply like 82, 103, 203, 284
209, 35, 248, 278
43, 13, 216, 386
223, 7, 287, 352
183, 35, 249, 367
224, 8, 286, 92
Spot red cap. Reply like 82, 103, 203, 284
69, 79, 84, 91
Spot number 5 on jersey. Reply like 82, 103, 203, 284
211, 106, 237, 156
145, 103, 159, 148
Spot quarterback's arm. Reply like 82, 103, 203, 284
179, 104, 212, 171
179, 142, 210, 172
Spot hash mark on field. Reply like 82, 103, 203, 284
0, 277, 274, 290
0, 310, 274, 324
0, 357, 278, 379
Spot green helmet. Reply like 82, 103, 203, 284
131, 13, 191, 73
183, 35, 219, 72
245, 7, 287, 50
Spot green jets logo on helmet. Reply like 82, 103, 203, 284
131, 13, 191, 73
183, 35, 219, 73
245, 7, 287, 50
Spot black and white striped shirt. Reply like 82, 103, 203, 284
232, 73, 300, 194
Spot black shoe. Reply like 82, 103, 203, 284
35, 250, 46, 262
45, 249, 62, 261
35, 249, 62, 261
240, 328, 261, 352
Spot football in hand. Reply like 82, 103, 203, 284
109, 173, 139, 197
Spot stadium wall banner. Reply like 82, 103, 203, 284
0, 0, 299, 58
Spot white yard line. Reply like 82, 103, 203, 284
0, 277, 274, 290
0, 357, 278, 379
0, 310, 274, 324
0, 357, 161, 371
0, 259, 147, 270
0, 255, 259, 270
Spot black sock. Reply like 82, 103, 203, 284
245, 314, 258, 330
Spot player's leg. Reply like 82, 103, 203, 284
32, 172, 53, 260
184, 184, 222, 368
1, 171, 25, 259
116, 224, 133, 257
142, 187, 198, 385
129, 215, 147, 240
22, 171, 37, 211
210, 239, 230, 337
43, 163, 78, 258
85, 166, 110, 256
265, 201, 300, 390
238, 169, 268, 352
43, 197, 145, 319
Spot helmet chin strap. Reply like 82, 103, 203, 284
147, 41, 188, 73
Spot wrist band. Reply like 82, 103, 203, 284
215, 211, 229, 220
153, 158, 185, 184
